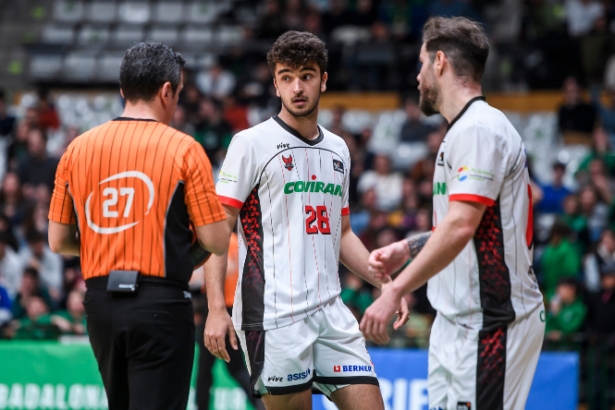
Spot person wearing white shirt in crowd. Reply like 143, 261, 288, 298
19, 230, 62, 301
196, 62, 237, 101
0, 231, 23, 298
357, 153, 404, 212
566, 0, 604, 37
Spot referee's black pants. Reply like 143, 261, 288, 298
84, 277, 195, 410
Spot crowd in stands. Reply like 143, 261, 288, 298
0, 0, 614, 358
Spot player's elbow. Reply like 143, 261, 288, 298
49, 239, 62, 254
196, 221, 231, 256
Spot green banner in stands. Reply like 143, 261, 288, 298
0, 342, 253, 410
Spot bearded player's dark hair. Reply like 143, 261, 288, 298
423, 17, 489, 82
267, 31, 328, 76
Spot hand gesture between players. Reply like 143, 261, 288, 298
360, 280, 408, 345
204, 308, 238, 363
367, 240, 410, 280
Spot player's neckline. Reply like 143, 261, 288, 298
113, 117, 159, 122
272, 115, 324, 146
446, 96, 486, 131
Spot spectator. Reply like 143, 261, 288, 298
340, 273, 373, 320
322, 0, 353, 35
399, 96, 435, 142
357, 153, 404, 211
283, 0, 306, 31
591, 87, 615, 139
583, 228, 615, 292
354, 0, 378, 27
11, 267, 53, 321
0, 231, 23, 299
0, 283, 11, 330
575, 127, 615, 178
0, 172, 29, 228
242, 62, 276, 109
222, 95, 250, 134
388, 178, 420, 232
19, 230, 63, 302
586, 260, 615, 334
194, 98, 233, 168
7, 120, 30, 171
541, 219, 582, 298
0, 90, 15, 137
50, 289, 87, 336
23, 107, 39, 129
257, 0, 285, 39
562, 194, 590, 247
565, 0, 604, 38
580, 14, 615, 86
409, 125, 446, 182
558, 77, 597, 136
17, 127, 59, 196
36, 89, 60, 132
195, 62, 237, 100
579, 185, 609, 241
169, 105, 195, 137
178, 83, 202, 124
545, 278, 587, 341
0, 212, 19, 253
12, 295, 59, 340
537, 161, 572, 214
23, 202, 50, 237
350, 188, 378, 236
304, 9, 325, 40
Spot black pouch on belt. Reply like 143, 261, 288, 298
106, 270, 140, 293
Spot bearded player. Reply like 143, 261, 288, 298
203, 31, 409, 410
360, 17, 545, 410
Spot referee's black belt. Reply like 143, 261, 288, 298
85, 275, 190, 291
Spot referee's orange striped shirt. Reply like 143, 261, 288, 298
48, 118, 226, 283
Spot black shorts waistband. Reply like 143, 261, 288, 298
85, 275, 190, 291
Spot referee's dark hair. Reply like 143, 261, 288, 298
422, 17, 489, 82
119, 42, 186, 103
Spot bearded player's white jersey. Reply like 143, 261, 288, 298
216, 115, 350, 331
430, 96, 544, 328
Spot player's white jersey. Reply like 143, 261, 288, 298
217, 116, 350, 331
430, 97, 543, 328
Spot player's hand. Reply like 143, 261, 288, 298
360, 283, 400, 345
368, 241, 410, 280
204, 308, 238, 363
392, 295, 410, 330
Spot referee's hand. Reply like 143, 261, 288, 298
204, 308, 238, 363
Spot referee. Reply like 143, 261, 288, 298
47, 42, 230, 409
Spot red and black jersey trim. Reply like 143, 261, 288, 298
240, 185, 266, 330
473, 197, 515, 328
473, 197, 514, 410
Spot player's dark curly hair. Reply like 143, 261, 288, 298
267, 31, 328, 76
119, 42, 185, 102
423, 17, 489, 82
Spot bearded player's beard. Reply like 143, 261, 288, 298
281, 92, 321, 118
419, 80, 440, 116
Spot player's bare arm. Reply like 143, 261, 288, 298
368, 231, 433, 280
48, 221, 80, 256
203, 204, 239, 363
339, 215, 410, 336
361, 200, 485, 344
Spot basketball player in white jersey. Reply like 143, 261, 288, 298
360, 17, 545, 410
203, 31, 409, 410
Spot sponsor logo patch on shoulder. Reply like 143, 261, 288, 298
333, 159, 344, 174
457, 402, 471, 410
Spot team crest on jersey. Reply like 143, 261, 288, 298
333, 159, 344, 174
282, 155, 294, 171
437, 151, 445, 166
456, 402, 471, 410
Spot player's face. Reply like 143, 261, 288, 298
274, 63, 327, 118
417, 44, 440, 116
